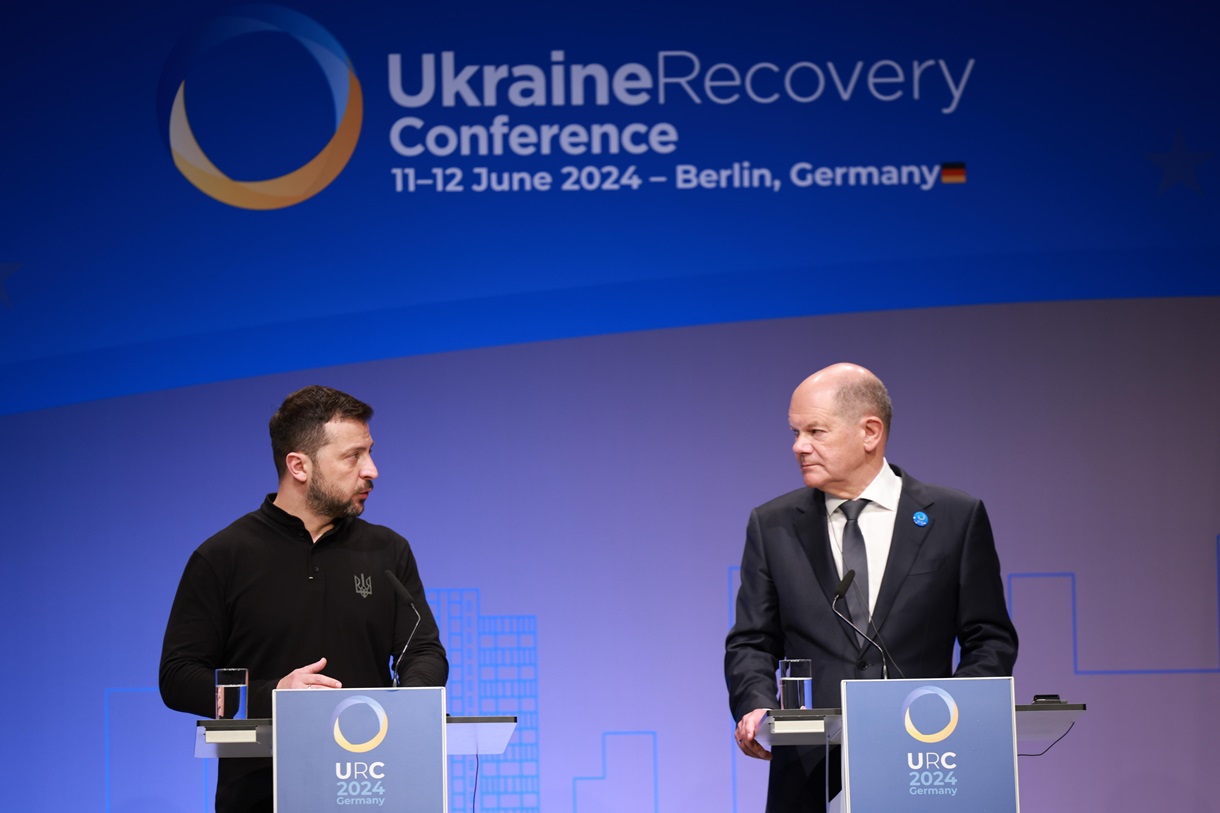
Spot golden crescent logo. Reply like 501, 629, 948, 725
901, 686, 959, 744
160, 5, 362, 210
332, 696, 389, 753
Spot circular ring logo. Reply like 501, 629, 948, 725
158, 5, 362, 209
901, 686, 959, 744
331, 696, 389, 753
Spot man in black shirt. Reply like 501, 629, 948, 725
160, 385, 449, 813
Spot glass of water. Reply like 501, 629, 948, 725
778, 659, 813, 710
215, 667, 249, 719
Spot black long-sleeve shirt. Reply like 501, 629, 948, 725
160, 495, 448, 812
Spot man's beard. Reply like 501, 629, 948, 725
306, 472, 371, 519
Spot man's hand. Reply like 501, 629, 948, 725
735, 707, 772, 760
276, 657, 343, 690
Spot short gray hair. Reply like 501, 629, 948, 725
834, 375, 892, 435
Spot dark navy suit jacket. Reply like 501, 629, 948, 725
724, 464, 1018, 811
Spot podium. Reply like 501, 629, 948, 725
195, 687, 516, 813
758, 681, 1084, 813
842, 677, 1019, 812
758, 698, 1084, 752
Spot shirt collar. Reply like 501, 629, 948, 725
258, 493, 352, 541
824, 459, 902, 516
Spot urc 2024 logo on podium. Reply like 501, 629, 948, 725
157, 4, 362, 210
332, 695, 390, 804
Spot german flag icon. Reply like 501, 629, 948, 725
940, 162, 967, 184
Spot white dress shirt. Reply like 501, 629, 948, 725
825, 460, 903, 621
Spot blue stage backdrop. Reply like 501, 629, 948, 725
0, 1, 1217, 812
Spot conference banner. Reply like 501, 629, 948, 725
3, 0, 1215, 415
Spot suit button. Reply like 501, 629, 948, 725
857, 660, 869, 670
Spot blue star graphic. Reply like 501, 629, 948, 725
1147, 132, 1210, 194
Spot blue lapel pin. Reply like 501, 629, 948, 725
913, 511, 929, 527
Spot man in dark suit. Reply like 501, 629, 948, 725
724, 363, 1018, 812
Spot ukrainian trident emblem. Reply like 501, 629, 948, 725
354, 573, 373, 598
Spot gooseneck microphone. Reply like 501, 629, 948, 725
832, 569, 855, 607
384, 570, 422, 687
831, 570, 891, 679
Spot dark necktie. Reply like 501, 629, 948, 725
839, 499, 870, 645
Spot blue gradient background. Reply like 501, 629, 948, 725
1, 1, 1218, 811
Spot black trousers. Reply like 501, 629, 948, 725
215, 759, 272, 813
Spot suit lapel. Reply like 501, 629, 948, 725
794, 489, 861, 647
872, 469, 934, 633
794, 489, 841, 605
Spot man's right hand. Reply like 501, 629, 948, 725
276, 657, 343, 690
735, 707, 772, 760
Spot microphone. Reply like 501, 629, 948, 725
831, 570, 891, 679
833, 569, 855, 605
384, 570, 422, 687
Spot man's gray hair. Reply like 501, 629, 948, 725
834, 375, 892, 435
